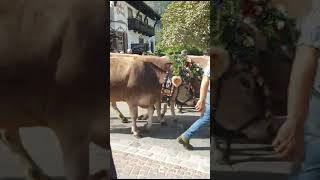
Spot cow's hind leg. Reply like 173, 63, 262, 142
111, 102, 128, 123
0, 130, 50, 180
128, 103, 141, 138
138, 106, 155, 120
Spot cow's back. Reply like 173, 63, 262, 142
187, 55, 209, 69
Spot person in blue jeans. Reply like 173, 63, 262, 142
177, 62, 210, 150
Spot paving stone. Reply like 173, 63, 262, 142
126, 147, 139, 154
139, 144, 153, 151
113, 150, 210, 179
166, 149, 179, 156
150, 146, 165, 155
151, 154, 167, 161
165, 157, 182, 165
180, 160, 200, 170
198, 164, 210, 173
176, 152, 191, 161
136, 149, 154, 158
130, 141, 142, 148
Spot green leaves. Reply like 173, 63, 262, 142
160, 1, 210, 51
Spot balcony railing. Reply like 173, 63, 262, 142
128, 17, 155, 37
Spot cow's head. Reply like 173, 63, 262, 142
215, 62, 273, 141
213, 46, 286, 142
175, 81, 199, 106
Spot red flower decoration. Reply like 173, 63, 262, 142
242, 0, 263, 18
242, 0, 256, 18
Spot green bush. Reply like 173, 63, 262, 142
156, 46, 203, 56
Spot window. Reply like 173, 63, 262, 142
128, 7, 133, 18
137, 14, 142, 21
144, 18, 148, 25
139, 38, 144, 44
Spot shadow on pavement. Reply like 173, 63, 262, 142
193, 146, 210, 151
110, 115, 210, 140
212, 171, 289, 180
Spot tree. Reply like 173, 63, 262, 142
160, 1, 210, 52
144, 1, 172, 15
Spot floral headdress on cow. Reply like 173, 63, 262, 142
213, 0, 299, 63
168, 54, 204, 84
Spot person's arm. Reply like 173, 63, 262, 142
199, 76, 210, 102
288, 46, 318, 127
273, 45, 319, 159
195, 75, 210, 112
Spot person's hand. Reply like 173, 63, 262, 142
272, 119, 304, 161
195, 99, 205, 112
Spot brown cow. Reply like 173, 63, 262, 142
109, 53, 172, 124
0, 1, 113, 179
110, 55, 173, 137
110, 53, 204, 123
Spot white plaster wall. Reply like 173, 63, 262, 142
110, 1, 157, 52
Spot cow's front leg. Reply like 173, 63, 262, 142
161, 103, 167, 119
128, 104, 141, 138
169, 100, 177, 122
0, 130, 50, 180
156, 101, 167, 126
52, 126, 89, 180
111, 102, 128, 123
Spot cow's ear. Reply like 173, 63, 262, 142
164, 63, 172, 72
209, 47, 231, 80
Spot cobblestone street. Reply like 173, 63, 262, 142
110, 102, 210, 179
113, 150, 210, 179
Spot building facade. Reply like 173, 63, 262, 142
110, 1, 161, 54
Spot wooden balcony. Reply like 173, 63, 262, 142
128, 17, 155, 37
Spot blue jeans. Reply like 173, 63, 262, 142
290, 93, 320, 180
182, 92, 210, 140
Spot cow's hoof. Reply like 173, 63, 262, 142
132, 131, 143, 138
121, 118, 129, 123
134, 134, 143, 138
160, 121, 168, 126
138, 114, 148, 120
213, 149, 229, 165
27, 169, 51, 180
